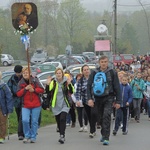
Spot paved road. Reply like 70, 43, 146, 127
1, 114, 149, 150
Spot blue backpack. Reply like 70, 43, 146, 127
93, 68, 112, 97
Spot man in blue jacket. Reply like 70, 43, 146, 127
0, 71, 13, 144
7, 65, 23, 140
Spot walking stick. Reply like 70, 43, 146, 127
7, 114, 10, 140
25, 37, 32, 101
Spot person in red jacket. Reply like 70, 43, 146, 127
17, 67, 44, 143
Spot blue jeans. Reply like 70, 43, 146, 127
133, 98, 142, 120
22, 106, 41, 141
66, 113, 71, 124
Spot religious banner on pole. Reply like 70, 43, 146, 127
11, 2, 38, 85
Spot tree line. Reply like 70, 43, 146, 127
0, 0, 149, 60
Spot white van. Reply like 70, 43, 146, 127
1, 54, 14, 66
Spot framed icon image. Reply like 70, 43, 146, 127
11, 3, 38, 30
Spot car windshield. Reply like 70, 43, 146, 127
33, 53, 45, 58
83, 52, 95, 57
51, 63, 59, 67
38, 72, 55, 80
8, 55, 13, 59
115, 56, 122, 60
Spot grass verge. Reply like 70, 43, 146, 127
8, 109, 56, 135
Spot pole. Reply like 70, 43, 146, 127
114, 0, 117, 54
7, 115, 10, 140
25, 40, 32, 101
26, 47, 31, 84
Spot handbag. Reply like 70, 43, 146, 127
41, 93, 49, 110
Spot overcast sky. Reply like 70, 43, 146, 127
0, 0, 150, 12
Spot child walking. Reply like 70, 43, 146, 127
113, 75, 133, 135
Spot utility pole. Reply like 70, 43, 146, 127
114, 0, 117, 54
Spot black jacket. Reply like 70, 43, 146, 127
87, 67, 121, 104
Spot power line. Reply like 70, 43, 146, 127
117, 3, 150, 7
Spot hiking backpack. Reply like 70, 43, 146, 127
93, 68, 112, 97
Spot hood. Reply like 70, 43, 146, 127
0, 80, 5, 88
134, 77, 141, 82
54, 76, 67, 84
146, 81, 150, 86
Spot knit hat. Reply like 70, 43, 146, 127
14, 65, 23, 73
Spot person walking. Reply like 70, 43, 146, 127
16, 67, 44, 143
0, 71, 13, 144
64, 72, 76, 128
130, 72, 145, 123
87, 55, 121, 145
7, 65, 24, 140
76, 64, 97, 138
45, 68, 74, 144
113, 75, 133, 136
75, 73, 88, 132
143, 75, 150, 120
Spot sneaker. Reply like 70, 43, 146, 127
79, 127, 84, 132
56, 127, 60, 132
136, 120, 140, 123
89, 132, 96, 138
120, 123, 123, 129
30, 140, 36, 143
100, 137, 104, 142
103, 140, 109, 145
23, 138, 30, 143
66, 123, 70, 126
112, 130, 117, 136
18, 136, 24, 140
122, 131, 128, 135
97, 125, 101, 129
0, 138, 4, 144
71, 123, 75, 128
58, 135, 65, 144
83, 126, 88, 132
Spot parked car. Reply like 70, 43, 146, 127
72, 56, 86, 64
33, 64, 56, 73
56, 54, 65, 59
2, 74, 13, 83
113, 54, 134, 66
2, 66, 41, 78
82, 52, 96, 61
43, 61, 63, 69
1, 54, 14, 66
37, 71, 55, 86
2, 70, 14, 77
77, 54, 91, 63
30, 66, 42, 77
54, 56, 82, 69
64, 64, 97, 77
45, 56, 56, 62
30, 48, 49, 65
